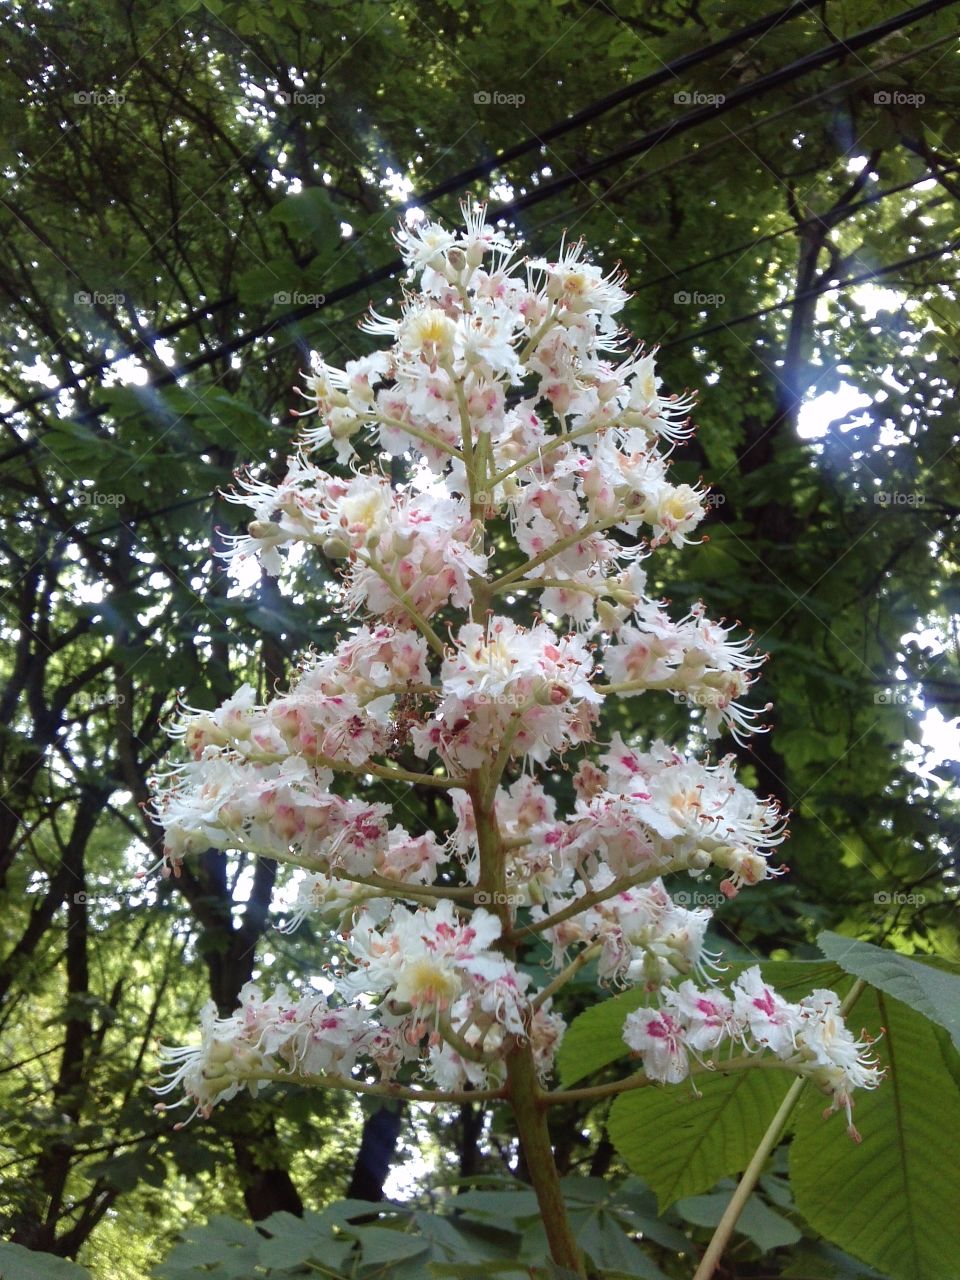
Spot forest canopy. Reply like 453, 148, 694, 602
0, 1, 957, 1278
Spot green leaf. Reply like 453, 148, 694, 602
781, 1241, 887, 1278
428, 1269, 529, 1279
576, 1209, 670, 1278
256, 1209, 352, 1271
557, 986, 647, 1086
675, 1189, 801, 1250
518, 1183, 672, 1280
448, 1189, 542, 1220
349, 1225, 429, 1267
791, 990, 960, 1280
609, 1066, 793, 1211
269, 187, 340, 249
818, 931, 960, 1050
153, 1215, 260, 1278
607, 1178, 691, 1252
0, 1243, 91, 1279
428, 1269, 529, 1280
235, 260, 302, 305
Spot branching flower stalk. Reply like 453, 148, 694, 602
149, 203, 881, 1277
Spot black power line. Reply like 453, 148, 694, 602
68, 237, 959, 544
634, 166, 960, 293
2, 0, 954, 470
0, 0, 821, 426
660, 235, 960, 351
409, 0, 823, 204
82, 1, 960, 384
497, 0, 959, 216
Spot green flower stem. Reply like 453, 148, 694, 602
544, 1053, 797, 1106
447, 363, 477, 506
471, 775, 587, 1278
355, 552, 447, 656
532, 943, 602, 1012
507, 862, 676, 943
489, 509, 646, 593
357, 683, 438, 706
374, 411, 463, 460
491, 576, 604, 597
243, 745, 462, 791
317, 753, 460, 789
594, 677, 681, 695
489, 419, 609, 489
213, 843, 474, 906
437, 1016, 497, 1065
518, 311, 559, 362
481, 700, 533, 806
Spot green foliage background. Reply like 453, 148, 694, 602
0, 0, 957, 1276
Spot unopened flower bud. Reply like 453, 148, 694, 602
610, 587, 639, 607
249, 519, 282, 540
596, 599, 624, 633
534, 680, 569, 706
207, 1039, 235, 1065
329, 406, 360, 439
322, 536, 351, 559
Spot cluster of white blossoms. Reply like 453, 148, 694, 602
152, 202, 880, 1129
623, 968, 881, 1141
156, 982, 414, 1126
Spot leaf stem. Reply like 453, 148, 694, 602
691, 1077, 806, 1280
691, 978, 868, 1280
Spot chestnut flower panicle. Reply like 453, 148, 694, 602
151, 202, 880, 1139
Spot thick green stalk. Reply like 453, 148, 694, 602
471, 779, 586, 1278
506, 1046, 587, 1276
